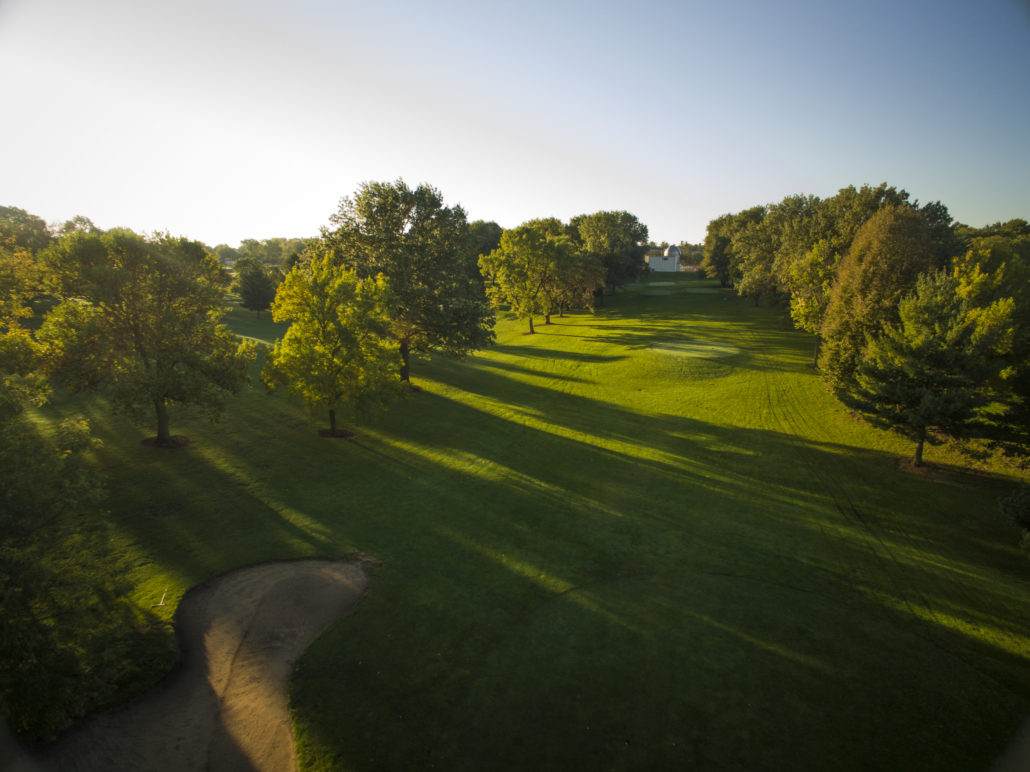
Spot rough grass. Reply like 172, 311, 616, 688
29, 275, 1030, 770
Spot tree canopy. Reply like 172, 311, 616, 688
846, 271, 1013, 465
818, 205, 942, 390
263, 254, 401, 435
570, 211, 648, 291
39, 229, 254, 445
323, 180, 494, 382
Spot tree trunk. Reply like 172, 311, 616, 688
544, 312, 551, 325
329, 408, 337, 436
154, 398, 171, 445
528, 316, 534, 334
914, 432, 925, 467
812, 336, 821, 368
399, 340, 411, 383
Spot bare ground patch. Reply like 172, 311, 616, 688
38, 559, 368, 772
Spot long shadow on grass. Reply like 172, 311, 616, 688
289, 385, 1030, 771
80, 357, 1030, 771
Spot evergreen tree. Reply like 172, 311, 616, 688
846, 271, 1012, 466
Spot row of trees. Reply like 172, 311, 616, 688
701, 185, 1029, 464
2, 187, 652, 442
263, 190, 651, 432
479, 211, 649, 333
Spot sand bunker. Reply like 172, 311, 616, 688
650, 341, 739, 358
40, 559, 367, 772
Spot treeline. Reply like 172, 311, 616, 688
479, 211, 649, 333
700, 183, 1030, 465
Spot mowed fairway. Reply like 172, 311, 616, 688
69, 276, 1029, 770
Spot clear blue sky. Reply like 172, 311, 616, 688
1, 0, 1028, 247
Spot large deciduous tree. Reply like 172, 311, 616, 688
262, 254, 401, 436
479, 219, 566, 333
818, 206, 942, 391
323, 180, 494, 383
39, 229, 254, 445
570, 210, 648, 291
846, 271, 1012, 466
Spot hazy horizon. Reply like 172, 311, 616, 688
2, 0, 1028, 247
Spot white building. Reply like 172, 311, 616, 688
647, 245, 681, 272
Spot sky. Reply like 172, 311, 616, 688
1, 0, 1028, 247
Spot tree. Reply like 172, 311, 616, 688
235, 259, 279, 317
1, 230, 154, 742
819, 206, 942, 391
701, 214, 735, 287
846, 271, 1012, 466
263, 254, 401, 435
0, 205, 51, 252
786, 239, 837, 364
570, 211, 649, 291
479, 219, 564, 333
39, 229, 254, 445
468, 219, 503, 260
551, 249, 606, 317
52, 215, 102, 238
951, 227, 1030, 449
324, 180, 494, 383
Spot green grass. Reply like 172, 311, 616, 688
43, 276, 1030, 769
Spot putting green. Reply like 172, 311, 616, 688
650, 340, 740, 358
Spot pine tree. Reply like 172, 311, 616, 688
846, 271, 1012, 466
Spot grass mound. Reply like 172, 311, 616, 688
650, 340, 740, 358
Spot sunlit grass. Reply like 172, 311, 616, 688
37, 275, 1030, 770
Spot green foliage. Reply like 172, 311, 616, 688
38, 229, 255, 443
846, 271, 1012, 465
951, 229, 1030, 449
819, 205, 942, 390
236, 260, 280, 316
999, 482, 1030, 532
479, 219, 565, 333
0, 205, 51, 252
10, 276, 1030, 767
263, 254, 402, 434
52, 215, 102, 238
0, 252, 165, 740
701, 213, 735, 287
570, 210, 649, 290
324, 180, 494, 381
468, 219, 503, 260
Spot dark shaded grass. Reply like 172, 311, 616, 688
29, 275, 1030, 770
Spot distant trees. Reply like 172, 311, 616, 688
0, 205, 52, 252
478, 211, 648, 331
481, 219, 567, 333
705, 181, 1030, 462
570, 210, 649, 291
263, 254, 401, 435
322, 180, 494, 383
39, 229, 254, 445
234, 258, 281, 317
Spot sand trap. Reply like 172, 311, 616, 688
650, 341, 740, 358
40, 559, 368, 772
